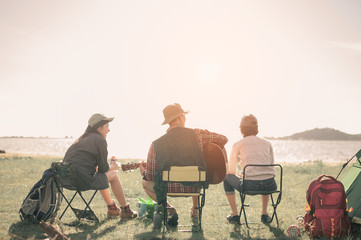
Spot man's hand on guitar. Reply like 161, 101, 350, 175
140, 161, 147, 176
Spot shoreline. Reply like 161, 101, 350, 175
0, 152, 145, 163
0, 136, 74, 139
1, 137, 359, 163
0, 152, 347, 166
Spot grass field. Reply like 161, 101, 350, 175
0, 154, 354, 239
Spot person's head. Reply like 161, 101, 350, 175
87, 113, 114, 138
161, 103, 189, 127
240, 114, 258, 137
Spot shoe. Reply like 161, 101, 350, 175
167, 207, 178, 227
107, 200, 120, 217
261, 214, 272, 224
227, 215, 240, 224
120, 203, 138, 220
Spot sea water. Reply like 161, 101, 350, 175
0, 137, 360, 163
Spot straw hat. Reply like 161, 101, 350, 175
162, 103, 189, 125
88, 113, 114, 127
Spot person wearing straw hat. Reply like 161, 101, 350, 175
223, 114, 276, 224
140, 103, 228, 226
62, 113, 137, 220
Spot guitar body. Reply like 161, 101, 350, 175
203, 143, 227, 184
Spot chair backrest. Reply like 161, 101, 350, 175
162, 166, 206, 182
51, 162, 75, 178
241, 164, 283, 195
51, 162, 78, 191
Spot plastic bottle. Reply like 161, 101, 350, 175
138, 197, 147, 217
153, 205, 162, 229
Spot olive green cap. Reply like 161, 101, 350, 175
88, 113, 114, 127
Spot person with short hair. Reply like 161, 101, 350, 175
224, 114, 277, 224
62, 113, 137, 219
140, 103, 228, 226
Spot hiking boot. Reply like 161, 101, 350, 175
120, 203, 138, 220
227, 215, 240, 224
167, 207, 178, 227
261, 214, 272, 224
107, 200, 120, 217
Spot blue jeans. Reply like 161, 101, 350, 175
223, 174, 277, 195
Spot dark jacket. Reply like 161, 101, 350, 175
62, 132, 109, 191
152, 127, 207, 204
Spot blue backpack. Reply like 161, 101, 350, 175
19, 168, 62, 222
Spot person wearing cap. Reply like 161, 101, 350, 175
139, 103, 228, 226
224, 114, 277, 224
62, 113, 137, 220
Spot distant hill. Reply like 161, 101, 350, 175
267, 128, 361, 141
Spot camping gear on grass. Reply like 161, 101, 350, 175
19, 168, 62, 222
138, 197, 158, 219
304, 175, 350, 239
287, 224, 300, 237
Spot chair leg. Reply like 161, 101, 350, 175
198, 195, 202, 230
58, 188, 99, 223
163, 196, 169, 231
269, 194, 279, 227
197, 190, 206, 231
77, 191, 99, 222
59, 191, 78, 220
239, 193, 250, 228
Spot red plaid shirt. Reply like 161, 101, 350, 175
144, 125, 228, 193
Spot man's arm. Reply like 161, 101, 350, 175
142, 144, 157, 181
194, 128, 228, 148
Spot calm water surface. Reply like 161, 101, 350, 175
270, 140, 361, 163
0, 137, 360, 163
0, 138, 74, 156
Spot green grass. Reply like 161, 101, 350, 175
0, 154, 353, 239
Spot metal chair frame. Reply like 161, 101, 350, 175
162, 166, 207, 232
239, 164, 283, 228
51, 163, 99, 225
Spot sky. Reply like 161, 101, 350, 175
1, 0, 361, 158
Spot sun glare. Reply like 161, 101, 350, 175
199, 62, 220, 83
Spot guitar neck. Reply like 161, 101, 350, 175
121, 162, 141, 172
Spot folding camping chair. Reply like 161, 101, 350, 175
162, 166, 207, 232
51, 162, 99, 225
239, 164, 283, 228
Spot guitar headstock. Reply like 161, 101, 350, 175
121, 162, 141, 172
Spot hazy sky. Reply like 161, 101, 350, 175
1, 0, 361, 158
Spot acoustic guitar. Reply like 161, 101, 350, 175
110, 156, 141, 172
114, 143, 227, 184
121, 162, 141, 172
203, 143, 228, 184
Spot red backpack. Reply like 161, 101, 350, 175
304, 175, 350, 239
